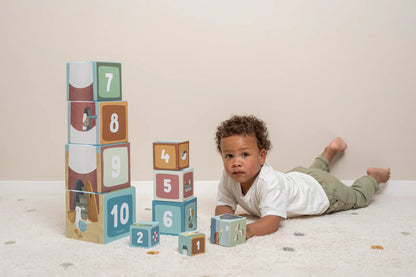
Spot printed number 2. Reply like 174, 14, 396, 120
105, 73, 113, 92
136, 231, 143, 244
110, 203, 129, 228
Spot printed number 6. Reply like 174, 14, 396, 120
163, 210, 173, 227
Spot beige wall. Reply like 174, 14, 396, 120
1, 1, 415, 181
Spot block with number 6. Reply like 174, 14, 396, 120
130, 221, 160, 248
66, 186, 136, 244
153, 167, 194, 202
65, 143, 130, 193
68, 101, 128, 145
152, 197, 197, 236
153, 141, 189, 170
67, 61, 122, 101
178, 231, 206, 256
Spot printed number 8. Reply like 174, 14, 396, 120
110, 113, 119, 133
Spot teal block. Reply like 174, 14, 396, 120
178, 231, 206, 256
67, 61, 122, 101
152, 197, 197, 236
130, 221, 160, 248
210, 214, 246, 247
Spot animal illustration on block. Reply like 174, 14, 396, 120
210, 214, 246, 247
152, 197, 197, 235
66, 186, 136, 244
68, 101, 128, 145
153, 141, 189, 170
153, 167, 194, 202
67, 61, 122, 101
130, 221, 160, 248
178, 231, 206, 256
65, 143, 131, 193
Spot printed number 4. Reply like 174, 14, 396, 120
105, 73, 113, 92
161, 149, 169, 163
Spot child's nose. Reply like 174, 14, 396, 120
232, 157, 242, 167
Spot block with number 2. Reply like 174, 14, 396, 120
130, 221, 160, 248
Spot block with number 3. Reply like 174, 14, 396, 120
178, 231, 206, 256
130, 221, 160, 248
65, 143, 130, 193
68, 101, 128, 145
67, 61, 122, 101
152, 197, 197, 235
65, 186, 136, 244
153, 141, 189, 170
153, 167, 194, 202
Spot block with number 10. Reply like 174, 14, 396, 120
153, 141, 189, 170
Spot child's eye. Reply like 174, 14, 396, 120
242, 152, 249, 157
225, 154, 233, 159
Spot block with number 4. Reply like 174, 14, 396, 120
153, 141, 189, 170
66, 186, 136, 244
130, 221, 160, 248
210, 214, 246, 247
68, 101, 128, 145
153, 167, 194, 202
65, 143, 130, 193
152, 197, 197, 236
178, 231, 206, 256
67, 61, 122, 101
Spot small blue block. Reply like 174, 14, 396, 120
130, 221, 160, 248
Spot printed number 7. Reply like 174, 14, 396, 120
105, 73, 113, 92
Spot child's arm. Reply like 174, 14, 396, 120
215, 205, 235, 216
246, 215, 281, 239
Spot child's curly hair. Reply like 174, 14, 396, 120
215, 115, 272, 153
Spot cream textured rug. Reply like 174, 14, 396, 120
0, 181, 415, 277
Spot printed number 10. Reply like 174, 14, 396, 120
110, 203, 129, 228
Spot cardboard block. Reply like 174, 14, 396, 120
210, 214, 246, 247
153, 141, 189, 170
178, 231, 206, 256
153, 167, 193, 202
130, 221, 160, 248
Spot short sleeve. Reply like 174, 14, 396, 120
258, 180, 287, 219
216, 171, 238, 211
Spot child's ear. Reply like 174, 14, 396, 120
260, 149, 266, 165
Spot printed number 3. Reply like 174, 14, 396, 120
105, 73, 113, 92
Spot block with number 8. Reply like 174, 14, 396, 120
152, 197, 197, 235
178, 231, 206, 256
68, 101, 128, 145
130, 221, 160, 248
65, 186, 136, 244
153, 141, 189, 170
67, 61, 122, 101
65, 142, 131, 193
153, 167, 194, 202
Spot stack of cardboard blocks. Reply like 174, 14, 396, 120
65, 61, 136, 244
151, 141, 197, 236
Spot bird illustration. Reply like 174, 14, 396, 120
75, 206, 87, 232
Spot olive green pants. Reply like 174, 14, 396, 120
289, 155, 379, 214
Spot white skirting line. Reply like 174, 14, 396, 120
0, 180, 414, 195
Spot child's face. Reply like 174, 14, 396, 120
220, 135, 266, 188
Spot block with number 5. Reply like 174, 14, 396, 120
68, 101, 128, 145
67, 61, 122, 101
66, 186, 136, 244
153, 141, 189, 170
152, 197, 197, 236
130, 221, 160, 248
153, 167, 194, 202
65, 143, 130, 193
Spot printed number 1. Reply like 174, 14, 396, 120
105, 73, 113, 92
196, 240, 200, 250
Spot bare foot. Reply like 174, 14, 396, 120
367, 168, 391, 184
322, 137, 348, 162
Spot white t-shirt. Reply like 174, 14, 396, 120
216, 162, 330, 219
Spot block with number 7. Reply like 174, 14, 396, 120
152, 197, 197, 235
153, 141, 189, 170
153, 167, 194, 202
